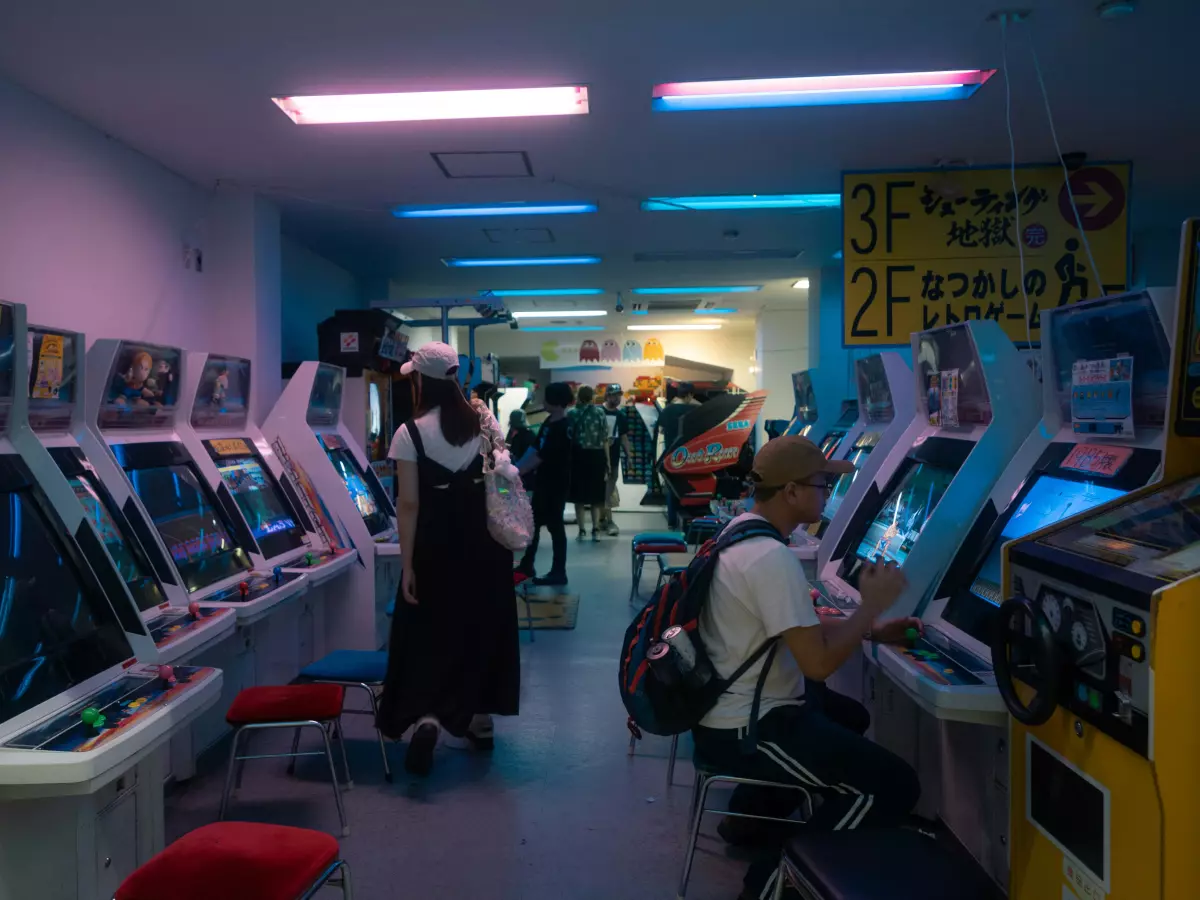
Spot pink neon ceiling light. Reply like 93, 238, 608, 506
273, 86, 589, 124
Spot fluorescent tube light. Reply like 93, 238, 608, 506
627, 324, 722, 332
481, 289, 605, 297
274, 86, 590, 124
521, 326, 605, 333
510, 310, 607, 319
443, 256, 601, 268
642, 194, 840, 211
792, 278, 811, 289
652, 70, 994, 111
632, 286, 761, 295
696, 308, 738, 314
394, 202, 597, 218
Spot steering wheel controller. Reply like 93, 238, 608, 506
992, 596, 1063, 726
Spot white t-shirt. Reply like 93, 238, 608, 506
388, 412, 483, 472
698, 513, 820, 730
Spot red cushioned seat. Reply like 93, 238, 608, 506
634, 542, 688, 554
226, 684, 345, 725
514, 571, 530, 586
116, 822, 338, 900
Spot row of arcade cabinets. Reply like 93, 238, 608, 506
0, 324, 393, 899
787, 260, 1181, 889
784, 368, 859, 459
997, 220, 1200, 900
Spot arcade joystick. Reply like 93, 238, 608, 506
305, 551, 315, 567
905, 627, 920, 645
809, 588, 821, 603
273, 565, 282, 584
157, 665, 176, 686
188, 601, 202, 619
238, 581, 250, 599
80, 707, 106, 730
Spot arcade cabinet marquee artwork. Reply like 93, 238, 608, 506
539, 336, 667, 367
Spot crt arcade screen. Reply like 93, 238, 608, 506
320, 435, 391, 536
853, 460, 957, 567
215, 456, 305, 557
822, 434, 879, 526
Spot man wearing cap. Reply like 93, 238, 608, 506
692, 436, 922, 898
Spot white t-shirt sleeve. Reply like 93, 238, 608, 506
744, 543, 821, 637
388, 423, 417, 462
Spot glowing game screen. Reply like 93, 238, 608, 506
216, 458, 301, 545
822, 441, 875, 524
971, 476, 1125, 605
324, 445, 391, 536
819, 431, 846, 460
0, 491, 130, 726
854, 461, 957, 567
67, 475, 165, 613
128, 464, 250, 591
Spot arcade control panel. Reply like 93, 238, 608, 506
809, 582, 858, 618
2, 666, 218, 753
205, 567, 304, 604
146, 603, 233, 648
283, 547, 355, 570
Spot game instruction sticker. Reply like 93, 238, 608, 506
31, 333, 64, 399
1061, 443, 1133, 478
927, 369, 960, 427
1071, 356, 1134, 438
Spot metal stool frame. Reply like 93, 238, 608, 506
297, 678, 393, 783
219, 717, 351, 837
300, 858, 356, 900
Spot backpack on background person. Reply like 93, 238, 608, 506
619, 518, 785, 744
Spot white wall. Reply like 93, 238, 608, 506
0, 73, 215, 348
755, 309, 809, 427
281, 238, 360, 362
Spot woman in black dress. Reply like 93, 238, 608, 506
377, 342, 519, 776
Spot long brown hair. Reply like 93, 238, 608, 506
412, 375, 481, 446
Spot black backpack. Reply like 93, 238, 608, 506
619, 518, 785, 747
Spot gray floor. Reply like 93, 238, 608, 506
164, 510, 747, 900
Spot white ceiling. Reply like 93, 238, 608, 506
1, 0, 1196, 325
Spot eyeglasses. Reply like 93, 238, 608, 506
799, 475, 837, 493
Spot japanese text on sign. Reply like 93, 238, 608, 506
842, 164, 1131, 347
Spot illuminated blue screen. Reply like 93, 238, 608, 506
971, 475, 1125, 604
855, 461, 956, 567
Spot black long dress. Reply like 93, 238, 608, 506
376, 424, 520, 739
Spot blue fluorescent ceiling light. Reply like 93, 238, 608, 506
632, 286, 761, 295
443, 256, 601, 268
642, 194, 840, 211
696, 308, 739, 314
521, 326, 605, 332
652, 69, 995, 112
481, 288, 605, 297
394, 202, 597, 218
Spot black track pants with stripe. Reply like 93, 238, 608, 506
693, 685, 920, 833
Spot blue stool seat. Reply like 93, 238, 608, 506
385, 598, 395, 616
633, 531, 686, 544
300, 650, 388, 684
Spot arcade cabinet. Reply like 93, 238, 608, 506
811, 319, 1040, 622
659, 390, 767, 520
997, 219, 1200, 900
262, 362, 401, 650
26, 325, 236, 665
178, 352, 359, 683
875, 290, 1173, 726
790, 352, 914, 569
0, 302, 222, 900
84, 339, 309, 754
784, 367, 858, 458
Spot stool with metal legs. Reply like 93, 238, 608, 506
219, 684, 352, 837
296, 649, 393, 782
676, 765, 812, 900
629, 532, 687, 603
114, 821, 354, 900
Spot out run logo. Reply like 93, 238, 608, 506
669, 441, 741, 470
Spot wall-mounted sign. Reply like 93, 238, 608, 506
842, 163, 1131, 347
539, 337, 668, 369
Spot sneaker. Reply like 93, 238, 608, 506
467, 714, 495, 751
533, 572, 568, 587
405, 720, 439, 777
606, 522, 620, 536
576, 529, 587, 542
592, 531, 601, 543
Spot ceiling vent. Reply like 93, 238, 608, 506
431, 151, 534, 179
483, 227, 556, 244
634, 248, 803, 263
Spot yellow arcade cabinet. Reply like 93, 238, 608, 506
997, 219, 1200, 900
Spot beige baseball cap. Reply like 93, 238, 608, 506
751, 435, 855, 489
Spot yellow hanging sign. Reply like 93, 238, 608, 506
842, 163, 1131, 347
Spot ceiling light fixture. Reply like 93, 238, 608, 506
510, 310, 607, 319
627, 323, 722, 332
696, 308, 739, 314
394, 202, 597, 218
521, 326, 606, 333
273, 86, 589, 124
480, 288, 605, 297
443, 256, 601, 268
642, 194, 840, 211
632, 286, 761, 295
792, 278, 811, 289
652, 69, 995, 111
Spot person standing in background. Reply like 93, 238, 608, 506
568, 385, 610, 542
506, 409, 537, 492
655, 382, 700, 529
516, 382, 574, 585
599, 386, 631, 536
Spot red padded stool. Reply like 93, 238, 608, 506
115, 821, 352, 900
629, 532, 687, 603
219, 684, 351, 837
